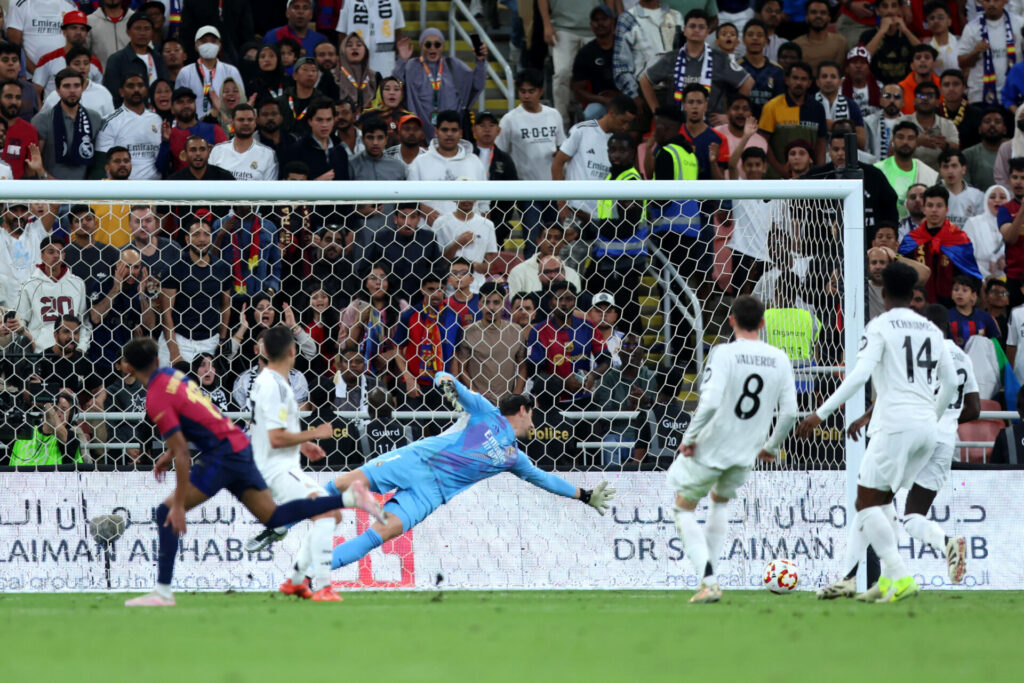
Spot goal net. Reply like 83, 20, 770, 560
0, 178, 882, 592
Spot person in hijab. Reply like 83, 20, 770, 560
995, 106, 1024, 188
203, 77, 246, 134
963, 184, 1010, 279
392, 27, 487, 139
246, 45, 291, 101
149, 78, 175, 122
335, 32, 379, 113
358, 76, 413, 147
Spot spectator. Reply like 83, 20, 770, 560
394, 28, 487, 140
983, 277, 1011, 339
536, 0, 599, 122
333, 97, 363, 157
897, 44, 940, 115
333, 343, 378, 418
957, 0, 1023, 106
843, 45, 881, 119
570, 5, 619, 120
175, 26, 246, 121
31, 68, 101, 180
233, 328, 311, 411
795, 0, 848, 73
349, 117, 406, 181
310, 41, 341, 102
0, 42, 41, 122
896, 183, 928, 239
332, 33, 378, 112
209, 103, 279, 180
998, 157, 1024, 306
752, 228, 812, 309
713, 95, 768, 179
361, 77, 415, 147
727, 147, 772, 292
995, 108, 1024, 189
5, 0, 77, 74
758, 61, 826, 177
167, 88, 228, 173
191, 353, 232, 414
864, 82, 905, 162
471, 111, 517, 239
898, 81, 959, 171
783, 139, 814, 178
180, 0, 253, 65
775, 41, 802, 73
248, 45, 289, 101
41, 47, 115, 119
633, 367, 689, 466
384, 112, 427, 172
338, 264, 398, 376
13, 314, 91, 398
230, 294, 316, 367
122, 205, 179, 291
738, 19, 785, 117
938, 149, 985, 228
910, 283, 929, 311
647, 105, 702, 271
445, 258, 482, 327
162, 37, 188, 85
335, 0, 405, 79
87, 0, 133, 69
991, 386, 1024, 463
755, 0, 785, 61
963, 184, 1010, 278
305, 224, 359, 305
7, 390, 83, 466
84, 149, 133, 249
451, 281, 525, 402
925, 2, 959, 76
866, 246, 890, 319
276, 57, 325, 138
168, 138, 237, 205
202, 76, 245, 132
254, 98, 295, 157
0, 81, 41, 179
64, 204, 119, 294
508, 225, 583, 298
278, 37, 302, 75
874, 122, 940, 216
612, 0, 685, 99
434, 198, 499, 295
211, 206, 283, 300
511, 292, 539, 331
408, 110, 487, 224
639, 9, 752, 122
763, 270, 821, 369
1, 203, 57, 310
963, 108, 1008, 191
714, 21, 740, 57
277, 98, 350, 180
586, 292, 624, 365
948, 274, 1000, 347
263, 0, 327, 59
357, 205, 438, 307
899, 185, 984, 305
31, 11, 102, 100
860, 0, 919, 84
16, 237, 88, 353
87, 247, 156, 374
95, 73, 166, 180
552, 94, 637, 224
814, 61, 866, 148
102, 13, 170, 107
158, 218, 232, 365
593, 332, 656, 465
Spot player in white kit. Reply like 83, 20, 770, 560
248, 325, 381, 602
837, 303, 977, 600
668, 296, 798, 603
797, 263, 958, 603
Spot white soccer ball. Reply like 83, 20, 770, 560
763, 559, 799, 594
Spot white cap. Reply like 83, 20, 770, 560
592, 292, 616, 307
195, 25, 221, 42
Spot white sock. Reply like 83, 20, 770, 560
341, 488, 357, 508
860, 506, 909, 580
155, 582, 173, 599
904, 513, 947, 558
673, 507, 711, 585
704, 500, 729, 575
290, 532, 314, 585
841, 512, 869, 578
310, 516, 337, 588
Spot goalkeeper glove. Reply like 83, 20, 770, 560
579, 481, 615, 516
440, 379, 463, 413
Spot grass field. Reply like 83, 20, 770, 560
2, 590, 1021, 682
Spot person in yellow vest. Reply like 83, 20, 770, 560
8, 391, 84, 466
647, 105, 701, 275
762, 271, 821, 403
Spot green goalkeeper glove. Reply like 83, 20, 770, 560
579, 481, 615, 516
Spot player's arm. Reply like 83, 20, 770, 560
510, 450, 615, 515
759, 361, 799, 461
934, 342, 958, 420
847, 402, 874, 441
435, 370, 494, 416
959, 359, 981, 423
679, 352, 726, 454
797, 326, 883, 438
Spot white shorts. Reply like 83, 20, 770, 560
913, 440, 954, 492
667, 456, 751, 502
264, 467, 325, 505
858, 427, 937, 493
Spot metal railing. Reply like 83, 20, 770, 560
449, 0, 515, 111
650, 246, 705, 369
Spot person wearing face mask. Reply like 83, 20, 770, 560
175, 26, 246, 121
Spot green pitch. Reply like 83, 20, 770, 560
2, 590, 1020, 682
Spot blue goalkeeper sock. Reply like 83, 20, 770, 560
331, 529, 383, 569
324, 480, 340, 497
266, 495, 344, 529
155, 503, 177, 587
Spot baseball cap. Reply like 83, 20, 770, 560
398, 113, 423, 128
62, 11, 90, 29
293, 57, 317, 71
195, 25, 221, 42
126, 12, 154, 29
172, 86, 197, 101
591, 5, 615, 19
846, 45, 871, 63
138, 1, 166, 12
474, 110, 499, 125
592, 292, 616, 307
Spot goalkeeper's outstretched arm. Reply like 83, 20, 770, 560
434, 371, 494, 416
510, 451, 615, 515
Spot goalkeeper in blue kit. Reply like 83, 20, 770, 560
321, 372, 615, 570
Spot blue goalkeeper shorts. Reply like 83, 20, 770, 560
359, 448, 444, 532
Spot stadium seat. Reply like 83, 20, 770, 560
957, 419, 1005, 463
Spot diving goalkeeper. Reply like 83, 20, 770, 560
323, 372, 615, 570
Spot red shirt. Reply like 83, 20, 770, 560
2, 117, 40, 179
1001, 199, 1024, 279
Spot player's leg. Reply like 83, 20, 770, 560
330, 484, 440, 569
904, 440, 967, 583
704, 465, 749, 578
667, 456, 718, 602
125, 483, 210, 607
323, 468, 387, 522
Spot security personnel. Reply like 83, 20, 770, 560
647, 105, 701, 275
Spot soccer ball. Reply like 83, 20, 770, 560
763, 559, 799, 594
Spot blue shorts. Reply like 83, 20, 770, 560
359, 448, 444, 532
189, 446, 268, 500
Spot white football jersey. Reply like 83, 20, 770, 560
15, 266, 89, 352
6, 0, 77, 65
818, 307, 956, 434
209, 139, 278, 181
96, 106, 164, 180
249, 367, 302, 481
681, 338, 798, 469
937, 339, 979, 444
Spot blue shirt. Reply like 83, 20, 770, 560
740, 57, 786, 116
1002, 61, 1024, 109
681, 124, 728, 180
948, 307, 999, 348
211, 215, 282, 298
87, 279, 144, 370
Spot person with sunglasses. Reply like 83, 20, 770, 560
864, 82, 907, 162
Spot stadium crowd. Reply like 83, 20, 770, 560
3, 0, 1024, 469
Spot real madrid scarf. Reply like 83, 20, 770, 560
53, 104, 94, 167
980, 11, 1016, 105
673, 44, 713, 102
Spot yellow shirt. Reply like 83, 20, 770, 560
90, 202, 132, 247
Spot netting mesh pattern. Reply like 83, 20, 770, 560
0, 192, 849, 473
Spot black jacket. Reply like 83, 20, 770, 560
103, 47, 169, 107
278, 136, 350, 181
803, 160, 899, 232
180, 0, 255, 63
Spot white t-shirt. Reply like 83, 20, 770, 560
43, 79, 115, 118
432, 212, 498, 293
681, 338, 798, 467
0, 218, 48, 309
15, 267, 89, 352
957, 14, 1024, 105
96, 106, 164, 180
937, 339, 979, 444
249, 367, 302, 481
336, 0, 406, 77
1005, 305, 1024, 383
558, 119, 611, 215
946, 184, 985, 229
728, 198, 789, 261
209, 139, 279, 180
0, 160, 12, 180
175, 60, 246, 119
32, 51, 104, 99
495, 105, 566, 181
930, 35, 959, 77
7, 0, 77, 66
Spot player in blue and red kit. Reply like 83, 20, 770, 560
120, 338, 369, 607
321, 371, 616, 570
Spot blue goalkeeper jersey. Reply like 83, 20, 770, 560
415, 372, 577, 502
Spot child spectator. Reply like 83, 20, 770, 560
948, 275, 1000, 347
